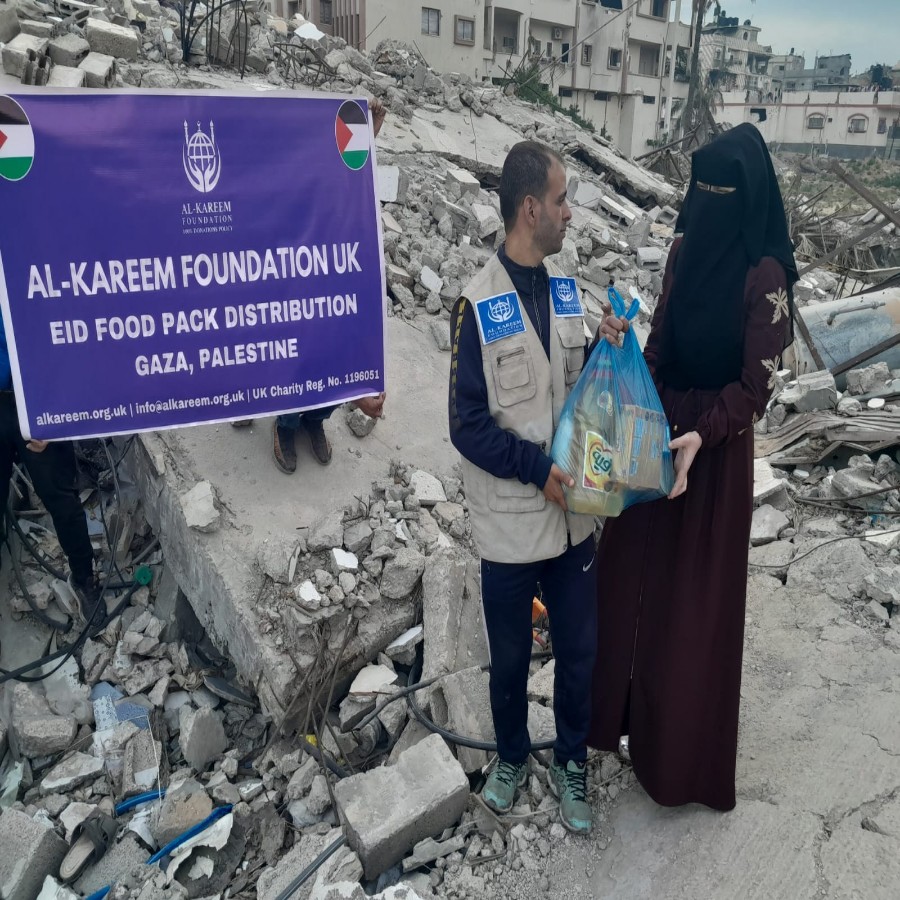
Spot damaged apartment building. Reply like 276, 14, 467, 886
290, 0, 694, 155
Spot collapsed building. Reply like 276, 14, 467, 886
0, 1, 899, 899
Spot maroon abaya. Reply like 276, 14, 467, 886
588, 242, 790, 811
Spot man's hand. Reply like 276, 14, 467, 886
371, 98, 386, 138
599, 315, 630, 347
543, 463, 575, 512
668, 431, 702, 499
353, 392, 386, 419
26, 439, 48, 453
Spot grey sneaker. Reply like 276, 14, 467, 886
482, 759, 527, 814
548, 758, 593, 835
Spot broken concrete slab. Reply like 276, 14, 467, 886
40, 752, 104, 795
410, 471, 447, 506
180, 480, 221, 533
380, 548, 426, 600
334, 733, 469, 879
78, 52, 116, 88
378, 165, 409, 204
431, 665, 493, 773
122, 728, 163, 797
85, 18, 139, 61
47, 65, 86, 88
786, 537, 872, 602
779, 371, 838, 412
753, 460, 790, 510
386, 625, 424, 666
257, 828, 362, 900
154, 777, 212, 846
750, 505, 790, 546
180, 706, 226, 771
445, 167, 480, 200
73, 834, 147, 897
0, 809, 67, 900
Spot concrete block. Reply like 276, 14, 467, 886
85, 18, 139, 61
750, 504, 790, 546
410, 471, 447, 506
846, 362, 891, 396
636, 246, 663, 269
421, 549, 466, 682
48, 33, 90, 68
0, 809, 68, 900
0, 2, 20, 44
73, 834, 146, 896
2, 33, 49, 78
40, 752, 104, 794
445, 167, 480, 199
21, 20, 53, 38
386, 263, 413, 289
378, 165, 409, 204
471, 203, 501, 239
753, 459, 789, 510
122, 729, 163, 797
153, 777, 212, 846
180, 706, 226, 771
47, 65, 86, 87
78, 52, 116, 88
334, 733, 469, 879
9, 684, 78, 758
419, 265, 443, 294
431, 666, 493, 773
779, 371, 838, 412
380, 547, 426, 600
308, 510, 344, 552
385, 625, 423, 666
180, 480, 221, 532
569, 177, 605, 210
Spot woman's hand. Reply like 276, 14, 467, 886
668, 431, 702, 499
599, 315, 630, 347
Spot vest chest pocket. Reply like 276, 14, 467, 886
557, 324, 585, 387
492, 346, 537, 408
489, 476, 547, 513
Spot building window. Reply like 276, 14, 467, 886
454, 16, 474, 45
581, 43, 593, 66
600, 0, 624, 8
848, 116, 868, 134
638, 44, 660, 77
502, 35, 517, 53
594, 91, 611, 101
561, 42, 570, 64
319, 0, 332, 24
650, 0, 668, 17
421, 7, 440, 36
878, 117, 888, 134
807, 114, 825, 130
642, 94, 656, 104
608, 47, 622, 69
743, 31, 748, 40
559, 87, 573, 98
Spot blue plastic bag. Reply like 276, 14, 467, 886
551, 285, 675, 517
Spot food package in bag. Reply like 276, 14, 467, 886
551, 285, 675, 516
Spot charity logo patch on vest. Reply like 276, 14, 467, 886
474, 291, 527, 345
549, 277, 583, 318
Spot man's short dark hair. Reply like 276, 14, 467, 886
498, 141, 564, 230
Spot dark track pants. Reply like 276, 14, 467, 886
0, 392, 94, 583
481, 535, 597, 765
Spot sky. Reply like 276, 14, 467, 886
697, 0, 899, 73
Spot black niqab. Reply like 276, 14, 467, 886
657, 123, 798, 391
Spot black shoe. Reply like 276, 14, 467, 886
71, 575, 102, 624
302, 418, 332, 466
273, 421, 297, 474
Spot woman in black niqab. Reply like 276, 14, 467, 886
587, 124, 799, 812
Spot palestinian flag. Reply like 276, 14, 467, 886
335, 100, 370, 171
0, 96, 34, 182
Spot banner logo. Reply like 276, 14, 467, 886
487, 296, 514, 324
335, 100, 370, 171
550, 276, 583, 317
0, 96, 35, 182
182, 120, 222, 194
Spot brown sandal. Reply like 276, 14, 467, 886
59, 797, 117, 883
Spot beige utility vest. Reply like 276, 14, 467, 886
458, 254, 595, 564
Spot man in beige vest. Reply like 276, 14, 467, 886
449, 141, 597, 834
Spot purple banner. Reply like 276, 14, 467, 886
0, 89, 385, 439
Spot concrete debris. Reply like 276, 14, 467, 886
153, 778, 212, 846
0, 809, 68, 900
40, 753, 104, 795
778, 371, 839, 413
750, 505, 791, 546
385, 625, 424, 666
180, 706, 227, 771
380, 548, 426, 600
180, 480, 221, 533
334, 733, 469, 879
9, 684, 78, 759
